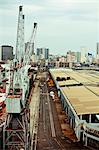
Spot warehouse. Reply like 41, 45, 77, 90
49, 68, 99, 149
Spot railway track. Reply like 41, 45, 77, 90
35, 72, 89, 150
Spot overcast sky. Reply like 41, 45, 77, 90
0, 0, 99, 55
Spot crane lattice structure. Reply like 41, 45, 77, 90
3, 6, 37, 150
15, 6, 25, 65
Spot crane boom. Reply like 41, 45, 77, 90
24, 22, 37, 66
15, 6, 25, 65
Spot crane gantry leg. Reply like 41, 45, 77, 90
3, 109, 30, 150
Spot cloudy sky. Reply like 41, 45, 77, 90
0, 0, 99, 55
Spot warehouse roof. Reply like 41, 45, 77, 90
86, 86, 99, 96
65, 71, 93, 85
57, 80, 80, 86
50, 69, 99, 115
50, 69, 99, 85
61, 86, 99, 115
50, 70, 70, 80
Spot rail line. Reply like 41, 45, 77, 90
36, 72, 89, 150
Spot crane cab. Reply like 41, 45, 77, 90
5, 87, 22, 114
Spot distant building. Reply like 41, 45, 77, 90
59, 56, 66, 63
66, 51, 76, 63
76, 52, 81, 62
36, 48, 49, 60
86, 53, 93, 64
96, 42, 99, 56
36, 48, 49, 67
0, 45, 13, 61
96, 42, 99, 64
31, 54, 37, 63
81, 47, 88, 63
25, 42, 34, 54
45, 48, 49, 59
48, 54, 68, 68
48, 54, 56, 68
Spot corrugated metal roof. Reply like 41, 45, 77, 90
51, 72, 69, 80
66, 72, 92, 84
86, 86, 99, 96
58, 80, 79, 86
61, 86, 99, 115
50, 69, 99, 115
76, 72, 99, 83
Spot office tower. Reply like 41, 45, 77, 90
76, 52, 81, 62
66, 51, 76, 63
96, 43, 99, 64
0, 45, 13, 61
36, 48, 49, 60
96, 42, 99, 56
81, 47, 87, 63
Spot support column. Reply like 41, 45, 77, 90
85, 133, 88, 146
3, 126, 5, 150
80, 115, 82, 120
66, 107, 68, 114
83, 131, 85, 142
58, 90, 60, 97
89, 114, 91, 123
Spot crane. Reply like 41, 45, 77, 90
24, 22, 37, 66
15, 6, 25, 65
3, 6, 37, 150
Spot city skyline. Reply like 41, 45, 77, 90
0, 0, 99, 55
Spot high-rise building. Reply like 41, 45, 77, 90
81, 47, 87, 63
0, 45, 13, 61
96, 42, 99, 56
36, 48, 49, 60
45, 48, 49, 59
25, 42, 34, 54
76, 52, 81, 62
86, 53, 93, 64
96, 42, 99, 64
66, 51, 76, 63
